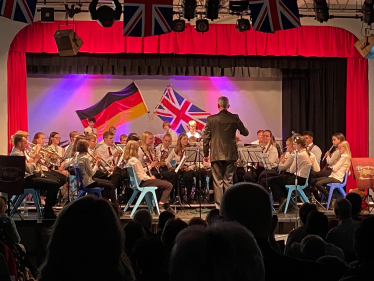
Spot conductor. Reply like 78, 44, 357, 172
203, 96, 249, 209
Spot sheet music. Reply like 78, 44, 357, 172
175, 155, 187, 173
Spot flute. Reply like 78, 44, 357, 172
322, 145, 334, 162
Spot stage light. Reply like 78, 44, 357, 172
89, 0, 121, 28
354, 35, 374, 59
236, 18, 251, 32
313, 0, 329, 23
362, 0, 374, 25
195, 19, 209, 33
41, 7, 54, 22
183, 0, 197, 20
205, 0, 220, 21
229, 1, 249, 14
65, 4, 82, 19
172, 19, 186, 32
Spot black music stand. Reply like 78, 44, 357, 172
0, 156, 26, 218
240, 147, 262, 182
171, 155, 189, 213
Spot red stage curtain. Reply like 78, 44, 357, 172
7, 51, 28, 153
8, 22, 369, 187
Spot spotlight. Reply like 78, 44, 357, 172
195, 19, 209, 33
354, 35, 374, 59
205, 0, 220, 21
229, 1, 249, 14
65, 4, 82, 19
313, 0, 329, 23
89, 0, 121, 28
236, 18, 251, 32
362, 0, 374, 25
183, 0, 197, 21
172, 19, 186, 32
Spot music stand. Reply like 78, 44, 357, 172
171, 155, 188, 213
0, 156, 26, 218
239, 147, 262, 182
260, 154, 273, 188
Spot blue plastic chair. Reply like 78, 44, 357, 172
283, 168, 311, 214
324, 173, 348, 210
123, 166, 160, 217
74, 167, 104, 198
11, 189, 43, 218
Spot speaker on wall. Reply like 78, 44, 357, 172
53, 29, 83, 57
354, 35, 374, 59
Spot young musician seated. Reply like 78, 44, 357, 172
303, 131, 322, 165
154, 121, 178, 145
155, 134, 177, 188
311, 141, 351, 208
11, 133, 60, 219
74, 139, 117, 204
139, 131, 163, 179
64, 131, 80, 159
186, 120, 201, 142
251, 130, 264, 145
268, 136, 320, 213
47, 132, 65, 170
124, 140, 173, 210
119, 134, 127, 144
244, 130, 279, 183
84, 117, 97, 135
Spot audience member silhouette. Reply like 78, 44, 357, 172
170, 221, 265, 281
156, 211, 175, 239
345, 193, 363, 221
133, 209, 155, 238
38, 196, 134, 281
300, 235, 326, 261
205, 209, 221, 226
284, 203, 317, 255
188, 217, 208, 227
161, 218, 188, 253
340, 216, 374, 280
220, 182, 335, 281
317, 256, 348, 280
123, 221, 146, 256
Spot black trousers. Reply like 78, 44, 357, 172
87, 179, 117, 203
244, 166, 264, 183
24, 175, 60, 211
258, 169, 280, 188
268, 175, 306, 201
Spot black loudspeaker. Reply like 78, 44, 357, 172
354, 35, 374, 59
53, 29, 83, 56
41, 7, 54, 22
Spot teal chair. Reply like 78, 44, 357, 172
283, 168, 311, 214
123, 166, 160, 217
11, 189, 43, 218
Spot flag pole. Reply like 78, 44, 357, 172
133, 81, 152, 121
150, 84, 169, 121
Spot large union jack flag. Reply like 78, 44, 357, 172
154, 87, 211, 134
248, 0, 300, 33
123, 0, 173, 37
0, 0, 36, 24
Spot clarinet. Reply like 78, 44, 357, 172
154, 147, 160, 174
322, 145, 334, 162
139, 145, 153, 177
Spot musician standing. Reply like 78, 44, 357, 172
84, 117, 97, 135
203, 96, 249, 209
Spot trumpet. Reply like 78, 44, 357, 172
87, 150, 113, 175
112, 143, 124, 166
158, 149, 168, 167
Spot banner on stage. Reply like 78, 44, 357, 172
76, 82, 149, 137
248, 0, 301, 33
153, 86, 211, 134
0, 0, 37, 24
123, 0, 173, 37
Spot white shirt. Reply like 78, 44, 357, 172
289, 149, 320, 178
126, 157, 151, 184
48, 144, 64, 167
279, 151, 295, 173
154, 129, 178, 145
74, 153, 98, 187
165, 148, 183, 169
326, 149, 340, 168
307, 143, 322, 164
95, 143, 116, 166
260, 144, 279, 169
187, 131, 201, 139
156, 144, 170, 162
138, 146, 156, 172
10, 147, 36, 176
84, 126, 97, 134
251, 140, 260, 145
329, 154, 350, 182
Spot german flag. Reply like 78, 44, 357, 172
76, 82, 149, 136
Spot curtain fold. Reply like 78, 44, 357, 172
7, 51, 28, 153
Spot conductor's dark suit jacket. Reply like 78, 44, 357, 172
203, 109, 249, 162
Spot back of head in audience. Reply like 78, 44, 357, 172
220, 183, 272, 239
334, 199, 352, 220
345, 193, 362, 219
133, 238, 167, 273
300, 235, 326, 261
161, 218, 188, 252
158, 211, 175, 231
170, 221, 264, 281
306, 211, 328, 239
123, 221, 146, 255
188, 217, 208, 227
317, 256, 349, 280
38, 196, 134, 281
0, 197, 6, 216
299, 203, 317, 225
205, 209, 220, 226
354, 216, 374, 263
133, 209, 153, 230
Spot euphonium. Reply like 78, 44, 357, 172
158, 149, 168, 167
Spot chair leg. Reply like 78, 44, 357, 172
10, 194, 27, 216
124, 190, 139, 212
152, 190, 160, 216
284, 188, 293, 214
130, 191, 148, 217
326, 186, 335, 210
338, 187, 346, 197
297, 190, 310, 203
145, 193, 154, 213
33, 190, 43, 218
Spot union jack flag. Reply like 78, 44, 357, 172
0, 0, 36, 24
154, 87, 211, 134
248, 0, 301, 33
123, 0, 173, 37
